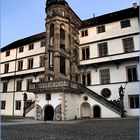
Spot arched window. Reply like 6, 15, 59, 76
50, 24, 54, 45
60, 24, 65, 50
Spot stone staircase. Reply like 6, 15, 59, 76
79, 84, 122, 115
25, 101, 35, 115
28, 80, 122, 116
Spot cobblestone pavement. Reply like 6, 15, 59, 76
1, 117, 139, 140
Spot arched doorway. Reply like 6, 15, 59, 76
44, 105, 54, 121
81, 102, 91, 118
93, 105, 101, 118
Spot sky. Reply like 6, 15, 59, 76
1, 0, 139, 47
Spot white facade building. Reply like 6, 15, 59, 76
1, 0, 139, 120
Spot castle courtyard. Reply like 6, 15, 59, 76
1, 116, 139, 140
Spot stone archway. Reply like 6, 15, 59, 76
81, 102, 91, 118
44, 105, 54, 121
93, 105, 101, 118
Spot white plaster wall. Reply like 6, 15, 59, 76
80, 17, 138, 44
1, 93, 13, 115
81, 94, 120, 118
36, 93, 61, 118
1, 48, 17, 62
79, 94, 120, 118
17, 41, 45, 59
1, 61, 15, 74
65, 93, 81, 120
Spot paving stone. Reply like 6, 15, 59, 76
1, 117, 139, 140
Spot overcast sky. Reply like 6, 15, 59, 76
1, 0, 139, 47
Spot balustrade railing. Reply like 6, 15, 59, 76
28, 80, 80, 91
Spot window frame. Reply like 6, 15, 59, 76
49, 52, 54, 69
28, 58, 33, 69
60, 55, 66, 74
120, 19, 131, 28
82, 46, 90, 60
26, 79, 33, 90
3, 82, 8, 92
4, 63, 9, 73
28, 43, 34, 50
46, 94, 51, 100
5, 50, 10, 57
19, 46, 24, 53
129, 95, 139, 109
40, 55, 45, 67
81, 30, 88, 37
100, 69, 110, 84
40, 40, 46, 47
1, 100, 6, 110
81, 72, 91, 86
126, 65, 138, 82
16, 80, 22, 91
97, 25, 105, 33
98, 42, 108, 57
122, 37, 134, 53
15, 100, 21, 110
18, 60, 23, 71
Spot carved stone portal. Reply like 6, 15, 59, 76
55, 104, 62, 121
36, 105, 43, 120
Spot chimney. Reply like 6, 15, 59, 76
93, 13, 95, 18
133, 3, 137, 8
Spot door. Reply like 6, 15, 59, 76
44, 105, 54, 121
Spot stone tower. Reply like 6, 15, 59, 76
45, 0, 82, 83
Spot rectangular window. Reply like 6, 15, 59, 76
81, 30, 88, 37
82, 47, 89, 60
120, 19, 131, 28
29, 43, 34, 50
60, 43, 65, 50
40, 40, 46, 47
39, 77, 45, 82
122, 37, 134, 53
97, 25, 105, 33
15, 100, 21, 110
27, 79, 32, 90
4, 63, 9, 73
126, 66, 138, 82
60, 55, 65, 74
3, 82, 8, 92
98, 42, 108, 57
129, 95, 139, 109
40, 55, 45, 67
18, 60, 23, 71
49, 52, 54, 69
46, 94, 51, 100
100, 69, 110, 84
19, 46, 24, 53
1, 101, 6, 110
16, 80, 22, 91
28, 58, 33, 69
6, 50, 10, 57
81, 72, 91, 86
48, 75, 54, 81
